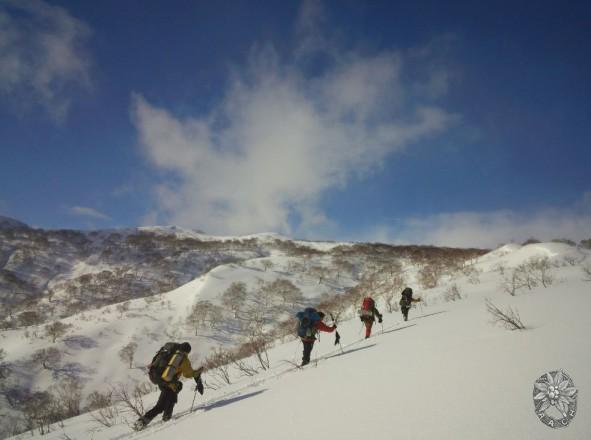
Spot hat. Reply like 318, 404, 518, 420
180, 342, 192, 353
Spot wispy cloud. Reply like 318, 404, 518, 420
364, 196, 591, 248
69, 206, 110, 221
132, 1, 457, 235
0, 0, 92, 121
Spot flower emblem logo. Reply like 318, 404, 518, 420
533, 370, 578, 428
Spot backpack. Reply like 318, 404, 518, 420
400, 287, 413, 307
296, 308, 321, 338
148, 342, 184, 385
359, 297, 374, 319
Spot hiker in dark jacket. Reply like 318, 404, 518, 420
400, 287, 421, 321
359, 296, 383, 338
134, 342, 204, 431
297, 311, 336, 366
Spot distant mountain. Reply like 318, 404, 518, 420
0, 216, 29, 230
0, 218, 486, 326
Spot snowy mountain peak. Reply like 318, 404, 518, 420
0, 215, 29, 229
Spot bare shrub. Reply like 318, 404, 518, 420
582, 264, 591, 282
526, 257, 554, 287
86, 390, 118, 427
236, 334, 271, 370
118, 341, 138, 368
522, 237, 541, 245
261, 260, 274, 271
417, 264, 442, 289
31, 347, 62, 370
232, 358, 259, 377
443, 284, 462, 302
485, 299, 526, 330
204, 347, 234, 385
111, 383, 146, 418
116, 301, 131, 317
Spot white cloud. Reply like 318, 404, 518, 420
69, 206, 110, 221
0, 0, 92, 121
365, 203, 591, 249
132, 8, 457, 235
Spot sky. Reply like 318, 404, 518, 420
1, 0, 590, 248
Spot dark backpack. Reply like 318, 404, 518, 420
400, 287, 413, 307
148, 342, 182, 385
296, 308, 321, 338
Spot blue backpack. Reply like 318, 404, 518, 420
296, 307, 321, 338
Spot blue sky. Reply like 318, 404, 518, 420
1, 0, 590, 247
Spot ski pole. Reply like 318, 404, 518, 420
190, 387, 198, 412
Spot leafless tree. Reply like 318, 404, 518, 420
52, 377, 83, 419
118, 342, 138, 368
18, 310, 43, 327
485, 299, 526, 330
261, 260, 274, 272
417, 264, 442, 289
0, 348, 9, 380
269, 279, 303, 309
187, 301, 223, 335
221, 282, 248, 318
31, 347, 62, 370
443, 284, 462, 302
45, 321, 72, 343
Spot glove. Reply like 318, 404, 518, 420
332, 324, 337, 330
169, 381, 182, 393
195, 377, 204, 395
378, 316, 383, 323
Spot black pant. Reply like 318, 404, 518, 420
144, 383, 179, 422
302, 340, 314, 366
401, 306, 409, 321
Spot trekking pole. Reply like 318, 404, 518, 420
190, 387, 198, 412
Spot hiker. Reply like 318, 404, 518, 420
400, 287, 421, 321
296, 308, 337, 366
359, 296, 383, 338
134, 342, 204, 431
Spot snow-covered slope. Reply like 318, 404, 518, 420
7, 242, 590, 440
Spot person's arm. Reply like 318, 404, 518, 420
315, 320, 336, 333
179, 357, 203, 379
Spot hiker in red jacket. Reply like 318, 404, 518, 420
359, 296, 383, 339
296, 309, 337, 366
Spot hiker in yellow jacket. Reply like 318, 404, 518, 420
134, 342, 204, 430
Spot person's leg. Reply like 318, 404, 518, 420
302, 341, 314, 366
402, 307, 409, 321
364, 320, 372, 338
141, 384, 169, 424
162, 386, 179, 421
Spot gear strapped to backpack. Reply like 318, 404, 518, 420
148, 342, 185, 385
296, 308, 321, 338
359, 297, 375, 319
